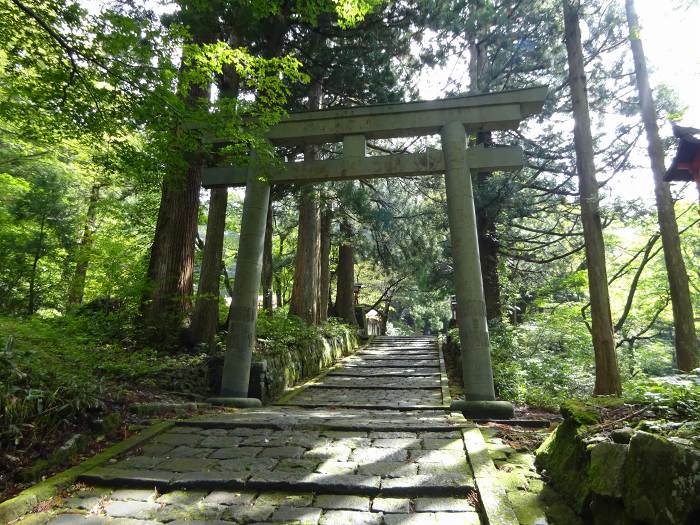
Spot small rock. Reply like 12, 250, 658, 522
611, 427, 634, 444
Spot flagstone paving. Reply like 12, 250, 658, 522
13, 336, 527, 525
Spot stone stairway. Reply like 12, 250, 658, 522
15, 336, 521, 525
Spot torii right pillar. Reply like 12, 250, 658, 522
442, 121, 513, 418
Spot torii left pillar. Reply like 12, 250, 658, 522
209, 174, 269, 407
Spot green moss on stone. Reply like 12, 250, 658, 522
535, 419, 592, 513
507, 490, 548, 525
560, 399, 600, 425
623, 430, 700, 525
588, 442, 627, 498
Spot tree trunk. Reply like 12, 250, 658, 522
68, 183, 100, 306
140, 28, 214, 345
288, 184, 321, 323
188, 187, 228, 348
188, 49, 242, 347
262, 191, 274, 312
476, 164, 502, 321
563, 0, 621, 395
288, 80, 323, 324
468, 19, 502, 322
318, 204, 332, 322
28, 214, 46, 315
625, 0, 698, 371
335, 223, 357, 326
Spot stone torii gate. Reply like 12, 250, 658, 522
206, 86, 547, 415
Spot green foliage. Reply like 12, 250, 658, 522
0, 314, 210, 452
625, 376, 700, 420
255, 310, 349, 356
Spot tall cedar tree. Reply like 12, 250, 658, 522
562, 0, 621, 395
625, 0, 698, 371
140, 11, 215, 345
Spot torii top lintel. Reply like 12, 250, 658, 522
265, 85, 547, 146
203, 86, 547, 188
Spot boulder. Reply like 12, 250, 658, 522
623, 431, 700, 525
589, 442, 628, 498
535, 418, 592, 513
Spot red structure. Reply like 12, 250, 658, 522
665, 124, 700, 210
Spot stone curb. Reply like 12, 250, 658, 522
0, 420, 175, 524
273, 337, 374, 405
462, 428, 519, 525
437, 342, 453, 407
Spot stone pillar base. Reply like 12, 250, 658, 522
450, 399, 514, 419
206, 397, 262, 408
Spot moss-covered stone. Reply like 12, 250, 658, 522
590, 495, 633, 525
539, 485, 585, 525
507, 490, 548, 525
258, 330, 358, 400
560, 399, 600, 426
100, 412, 123, 439
623, 430, 700, 525
588, 442, 627, 499
535, 419, 592, 513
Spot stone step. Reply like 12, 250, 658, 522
341, 362, 440, 369
176, 408, 472, 431
328, 369, 441, 376
51, 487, 481, 525
353, 354, 439, 360
79, 424, 476, 497
311, 379, 442, 389
282, 388, 442, 406
275, 403, 448, 411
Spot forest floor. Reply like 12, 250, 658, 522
0, 314, 222, 502
0, 390, 211, 502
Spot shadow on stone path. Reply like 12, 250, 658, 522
13, 336, 522, 525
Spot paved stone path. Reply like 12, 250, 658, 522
14, 336, 520, 525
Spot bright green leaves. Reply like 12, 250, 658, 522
332, 0, 382, 28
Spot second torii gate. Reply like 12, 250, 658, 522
207, 86, 547, 415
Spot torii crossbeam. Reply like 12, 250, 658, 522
210, 86, 547, 412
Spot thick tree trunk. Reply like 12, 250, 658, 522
188, 187, 228, 348
476, 166, 502, 321
468, 24, 502, 322
288, 81, 322, 324
288, 184, 321, 323
262, 191, 274, 312
188, 51, 241, 347
318, 205, 332, 322
563, 0, 621, 395
142, 160, 204, 343
335, 223, 357, 327
68, 183, 100, 306
27, 215, 45, 315
140, 28, 214, 345
625, 0, 698, 371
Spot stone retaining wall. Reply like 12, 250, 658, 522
535, 401, 700, 525
255, 329, 359, 402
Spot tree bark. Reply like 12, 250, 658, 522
262, 191, 274, 312
27, 214, 45, 315
563, 0, 621, 395
68, 183, 100, 306
468, 14, 502, 322
140, 27, 214, 345
288, 184, 321, 323
188, 40, 242, 347
318, 204, 332, 322
625, 0, 698, 371
476, 163, 502, 321
188, 187, 228, 348
288, 80, 323, 324
335, 222, 357, 326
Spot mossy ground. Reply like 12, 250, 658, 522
480, 425, 583, 525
